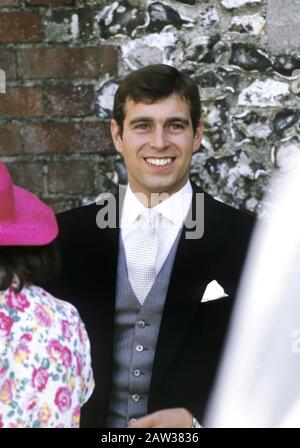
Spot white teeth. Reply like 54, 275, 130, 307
145, 158, 173, 166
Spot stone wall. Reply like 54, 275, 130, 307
0, 0, 300, 213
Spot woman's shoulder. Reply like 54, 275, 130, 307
0, 281, 82, 338
25, 284, 81, 325
0, 282, 93, 428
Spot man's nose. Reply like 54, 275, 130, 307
149, 127, 170, 150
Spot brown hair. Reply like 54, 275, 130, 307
113, 64, 201, 135
0, 241, 61, 292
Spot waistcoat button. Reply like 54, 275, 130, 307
136, 320, 146, 328
129, 418, 137, 423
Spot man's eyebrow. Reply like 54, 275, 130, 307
129, 117, 153, 125
167, 117, 189, 125
129, 117, 190, 125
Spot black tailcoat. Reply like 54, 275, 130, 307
46, 182, 255, 427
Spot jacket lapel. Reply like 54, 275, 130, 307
150, 185, 214, 394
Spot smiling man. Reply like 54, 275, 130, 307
111, 94, 203, 205
48, 64, 255, 428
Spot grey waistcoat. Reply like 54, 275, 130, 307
106, 231, 181, 428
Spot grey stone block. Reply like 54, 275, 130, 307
267, 0, 300, 54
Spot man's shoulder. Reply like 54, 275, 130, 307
191, 180, 255, 220
56, 203, 103, 245
57, 202, 98, 222
209, 194, 256, 224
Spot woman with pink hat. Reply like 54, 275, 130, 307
0, 162, 94, 428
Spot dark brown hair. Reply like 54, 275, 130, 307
113, 64, 201, 135
0, 241, 61, 292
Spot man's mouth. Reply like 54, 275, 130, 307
144, 157, 175, 167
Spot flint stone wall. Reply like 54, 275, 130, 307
0, 0, 299, 213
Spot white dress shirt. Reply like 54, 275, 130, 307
121, 181, 193, 276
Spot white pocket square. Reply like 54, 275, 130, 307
201, 280, 229, 302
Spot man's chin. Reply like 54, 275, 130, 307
144, 183, 175, 196
143, 181, 183, 203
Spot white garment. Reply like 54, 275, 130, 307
205, 155, 300, 428
121, 180, 193, 276
126, 208, 159, 305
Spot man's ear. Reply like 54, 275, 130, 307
192, 119, 204, 154
111, 119, 123, 154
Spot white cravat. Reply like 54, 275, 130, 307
126, 208, 159, 305
121, 181, 193, 275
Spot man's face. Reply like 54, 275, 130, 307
111, 95, 203, 199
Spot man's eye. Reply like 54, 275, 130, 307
134, 123, 149, 130
170, 123, 184, 130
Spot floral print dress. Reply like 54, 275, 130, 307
0, 280, 94, 428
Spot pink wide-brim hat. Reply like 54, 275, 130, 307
0, 162, 58, 246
